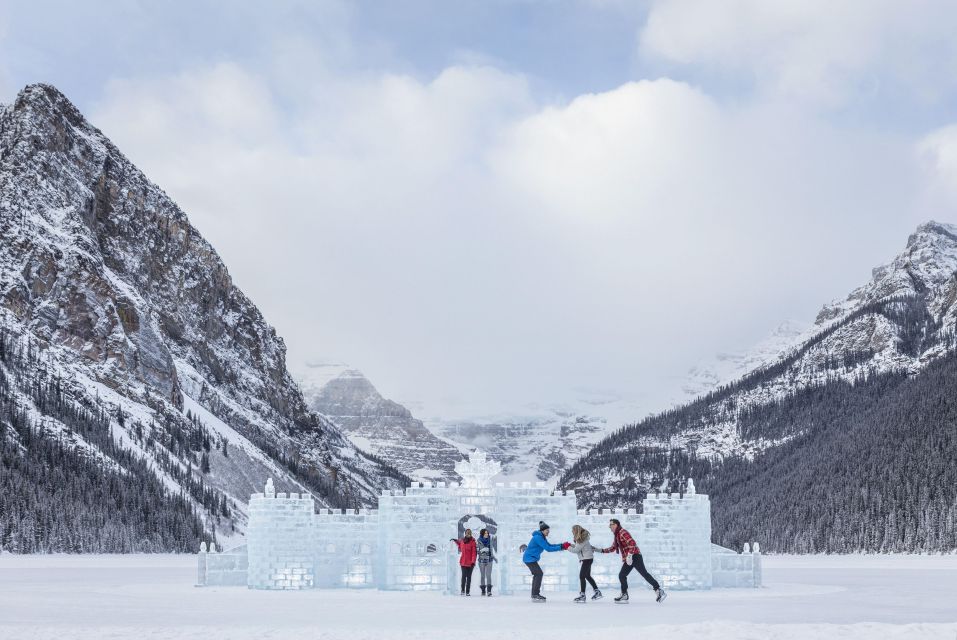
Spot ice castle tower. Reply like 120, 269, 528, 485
197, 450, 761, 592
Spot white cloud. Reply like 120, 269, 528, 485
0, 5, 10, 100
639, 0, 957, 108
89, 35, 943, 416
919, 124, 957, 206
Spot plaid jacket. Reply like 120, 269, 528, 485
601, 527, 640, 559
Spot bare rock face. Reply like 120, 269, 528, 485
298, 365, 463, 482
0, 84, 406, 539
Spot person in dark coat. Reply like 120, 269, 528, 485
476, 528, 497, 596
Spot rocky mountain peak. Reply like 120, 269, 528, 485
816, 220, 957, 326
1, 82, 406, 530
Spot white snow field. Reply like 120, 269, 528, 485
0, 554, 954, 639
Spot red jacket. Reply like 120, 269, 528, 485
602, 527, 640, 560
455, 538, 477, 566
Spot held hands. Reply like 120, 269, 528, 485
561, 542, 571, 550
625, 554, 633, 566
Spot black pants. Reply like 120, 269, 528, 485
579, 559, 598, 593
460, 565, 474, 593
525, 561, 544, 596
619, 553, 660, 593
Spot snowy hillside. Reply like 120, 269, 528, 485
417, 321, 811, 484
680, 320, 808, 399
561, 221, 957, 552
0, 84, 406, 552
296, 363, 463, 482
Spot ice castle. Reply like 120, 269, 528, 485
197, 450, 761, 593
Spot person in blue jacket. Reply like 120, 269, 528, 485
522, 521, 570, 602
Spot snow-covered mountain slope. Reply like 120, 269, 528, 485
572, 221, 957, 467
560, 221, 957, 551
416, 321, 811, 484
0, 84, 406, 550
423, 404, 608, 483
296, 363, 463, 482
681, 320, 808, 399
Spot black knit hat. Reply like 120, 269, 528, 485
539, 521, 550, 532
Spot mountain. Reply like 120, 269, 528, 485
680, 320, 808, 399
296, 363, 463, 482
0, 84, 406, 552
419, 323, 810, 484
426, 407, 609, 482
560, 221, 957, 552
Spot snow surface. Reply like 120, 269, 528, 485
0, 554, 954, 639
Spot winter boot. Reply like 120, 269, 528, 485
481, 585, 487, 596
460, 590, 466, 596
573, 592, 586, 603
655, 588, 667, 603
614, 592, 629, 604
531, 594, 547, 603
591, 589, 603, 601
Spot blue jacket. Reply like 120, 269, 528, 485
523, 530, 562, 563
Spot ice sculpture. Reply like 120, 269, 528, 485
198, 450, 762, 591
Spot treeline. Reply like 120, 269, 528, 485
703, 354, 957, 553
0, 329, 213, 552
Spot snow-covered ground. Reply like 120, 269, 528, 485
0, 554, 954, 639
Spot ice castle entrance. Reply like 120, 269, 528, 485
451, 513, 499, 594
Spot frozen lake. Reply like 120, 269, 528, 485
0, 553, 955, 639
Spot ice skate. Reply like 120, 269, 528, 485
573, 592, 586, 603
614, 592, 629, 603
591, 589, 603, 601
531, 594, 547, 603
655, 588, 667, 603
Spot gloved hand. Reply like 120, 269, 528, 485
562, 542, 571, 550
493, 557, 498, 563
519, 544, 528, 552
625, 554, 633, 566
450, 538, 457, 543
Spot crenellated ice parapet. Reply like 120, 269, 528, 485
200, 453, 761, 592
246, 483, 316, 590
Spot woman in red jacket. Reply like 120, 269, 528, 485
451, 529, 478, 595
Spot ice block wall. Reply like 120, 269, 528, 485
574, 508, 642, 590
637, 479, 712, 590
197, 542, 248, 586
493, 482, 578, 595
378, 485, 452, 591
203, 456, 760, 592
711, 542, 762, 587
246, 479, 316, 589
314, 508, 378, 588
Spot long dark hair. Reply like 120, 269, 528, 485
479, 528, 489, 538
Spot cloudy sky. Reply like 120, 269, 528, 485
3, 1, 957, 417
